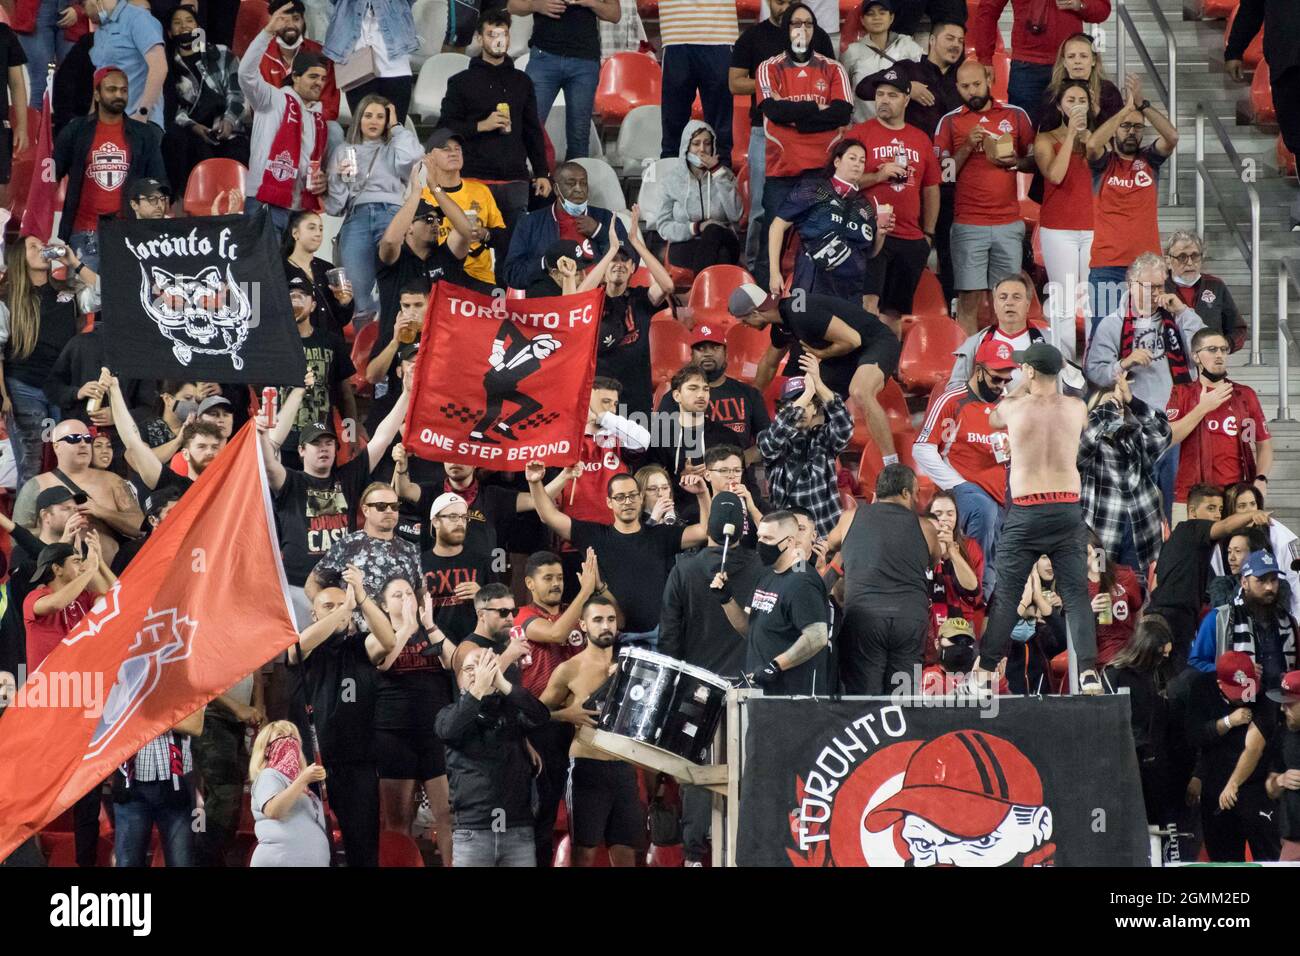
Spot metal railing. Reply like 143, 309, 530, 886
1115, 0, 1179, 205
1275, 260, 1300, 422
1195, 105, 1262, 365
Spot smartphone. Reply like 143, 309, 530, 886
173, 399, 199, 421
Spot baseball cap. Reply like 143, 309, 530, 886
413, 199, 441, 223
424, 127, 463, 151
779, 377, 806, 402
93, 66, 126, 89
128, 178, 170, 201
36, 486, 87, 512
727, 283, 774, 318
429, 492, 467, 519
612, 242, 636, 261
144, 486, 183, 521
197, 395, 232, 416
1216, 651, 1258, 703
865, 730, 1044, 838
869, 67, 911, 97
1013, 341, 1063, 376
542, 239, 594, 272
691, 322, 728, 346
1268, 670, 1300, 705
862, 0, 894, 11
299, 422, 339, 446
974, 338, 1017, 372
938, 617, 975, 640
286, 273, 314, 295
1241, 549, 1280, 580
707, 491, 744, 543
31, 542, 77, 585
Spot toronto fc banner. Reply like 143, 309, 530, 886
99, 209, 307, 384
0, 424, 301, 859
738, 696, 1150, 867
405, 282, 604, 469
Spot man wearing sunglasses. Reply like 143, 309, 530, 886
305, 482, 421, 633
448, 583, 532, 677
1165, 328, 1273, 526
914, 337, 1018, 599
1164, 230, 1245, 354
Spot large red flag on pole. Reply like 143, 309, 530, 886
0, 422, 300, 859
19, 78, 57, 241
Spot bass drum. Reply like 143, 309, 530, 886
600, 648, 731, 764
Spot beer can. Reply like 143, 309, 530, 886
338, 145, 358, 182
260, 386, 279, 429
497, 102, 510, 119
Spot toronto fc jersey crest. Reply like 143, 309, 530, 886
266, 149, 297, 183
88, 141, 130, 190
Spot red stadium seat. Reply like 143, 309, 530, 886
856, 423, 935, 506
1250, 60, 1275, 124
378, 831, 425, 867
990, 52, 1011, 104
647, 843, 685, 866
183, 158, 248, 216
1279, 136, 1296, 177
1224, 7, 1263, 69
735, 0, 760, 19
636, 0, 659, 17
731, 94, 750, 169
840, 0, 862, 53
1198, 0, 1237, 18
349, 321, 381, 395
594, 53, 662, 125
897, 313, 966, 392
233, 0, 269, 58
688, 264, 755, 312
911, 269, 949, 317
650, 318, 693, 387
724, 322, 771, 383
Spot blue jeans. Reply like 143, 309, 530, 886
744, 126, 765, 270
1088, 266, 1128, 336
1007, 60, 1053, 130
951, 481, 1002, 599
113, 780, 195, 867
755, 174, 798, 288
452, 825, 536, 867
5, 377, 60, 487
244, 196, 292, 239
338, 201, 398, 321
69, 230, 98, 273
16, 0, 74, 108
526, 48, 600, 161
660, 45, 734, 163
1155, 445, 1179, 523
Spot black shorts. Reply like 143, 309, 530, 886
567, 758, 644, 849
822, 332, 901, 393
864, 235, 931, 315
374, 728, 446, 781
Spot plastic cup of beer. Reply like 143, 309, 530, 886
327, 267, 347, 291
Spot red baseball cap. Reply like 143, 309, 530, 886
1268, 670, 1300, 705
1216, 651, 1259, 703
691, 321, 728, 346
93, 66, 127, 89
865, 730, 1043, 838
974, 338, 1017, 372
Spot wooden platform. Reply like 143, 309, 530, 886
575, 727, 728, 795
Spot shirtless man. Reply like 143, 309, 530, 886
539, 595, 643, 867
12, 419, 143, 567
970, 342, 1103, 695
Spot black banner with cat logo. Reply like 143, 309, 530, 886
99, 209, 307, 385
739, 696, 1151, 867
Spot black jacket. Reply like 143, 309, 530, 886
660, 544, 765, 679
52, 35, 94, 140
44, 327, 157, 422
1164, 274, 1245, 353
440, 57, 550, 183
435, 679, 551, 830
1226, 0, 1298, 76
53, 115, 167, 242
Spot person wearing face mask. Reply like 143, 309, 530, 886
160, 5, 249, 197
86, 0, 166, 128
711, 509, 831, 696
751, 2, 852, 291
827, 463, 941, 696
914, 338, 1016, 598
258, 0, 339, 122
921, 617, 1010, 696
1166, 328, 1272, 526
655, 120, 743, 274
1163, 231, 1244, 354
1078, 367, 1171, 578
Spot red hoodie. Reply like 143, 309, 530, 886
972, 0, 1111, 67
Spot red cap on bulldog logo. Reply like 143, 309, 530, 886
865, 730, 1043, 838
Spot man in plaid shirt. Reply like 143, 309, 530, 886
1078, 368, 1171, 577
758, 357, 853, 536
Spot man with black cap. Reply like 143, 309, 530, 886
4, 487, 90, 656
656, 323, 770, 456
125, 176, 169, 219
1191, 550, 1298, 695
23, 533, 115, 675
239, 4, 331, 233
1265, 669, 1300, 861
257, 0, 339, 122
279, 272, 357, 467
112, 485, 183, 572
968, 341, 1104, 696
54, 65, 166, 267
846, 68, 941, 331
421, 127, 508, 291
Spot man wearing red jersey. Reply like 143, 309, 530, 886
913, 337, 1016, 597
847, 68, 940, 332
934, 61, 1035, 335
1167, 328, 1273, 522
753, 2, 851, 289
511, 547, 602, 867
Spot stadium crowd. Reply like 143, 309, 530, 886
0, 0, 1298, 870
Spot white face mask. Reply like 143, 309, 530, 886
1172, 273, 1200, 287
278, 32, 304, 50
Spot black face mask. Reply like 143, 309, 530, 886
1200, 368, 1227, 383
757, 540, 786, 567
940, 637, 976, 673
973, 371, 1002, 403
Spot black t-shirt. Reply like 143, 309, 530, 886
412, 479, 517, 556
657, 375, 771, 450
5, 285, 80, 388
569, 519, 684, 633
746, 565, 830, 695
596, 287, 656, 422
282, 325, 355, 444
154, 463, 194, 496
530, 3, 600, 61
299, 629, 378, 762
772, 293, 890, 383
0, 25, 26, 120
842, 502, 932, 617
730, 19, 835, 126
1149, 519, 1216, 619
1269, 724, 1300, 841
374, 627, 453, 733
273, 456, 371, 586
421, 542, 495, 641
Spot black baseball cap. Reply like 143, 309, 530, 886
128, 177, 170, 201
299, 422, 339, 445
36, 486, 87, 512
31, 542, 77, 584
287, 273, 314, 294
1013, 341, 1063, 375
542, 239, 594, 272
424, 127, 463, 151
862, 0, 894, 12
144, 485, 183, 520
414, 199, 441, 223
870, 67, 911, 96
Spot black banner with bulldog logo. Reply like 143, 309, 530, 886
738, 696, 1150, 867
99, 209, 307, 384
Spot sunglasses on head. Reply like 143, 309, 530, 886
57, 434, 94, 445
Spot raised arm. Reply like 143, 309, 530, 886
366, 378, 411, 471
525, 459, 573, 541
109, 375, 162, 489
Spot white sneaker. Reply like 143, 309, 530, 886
1079, 670, 1103, 696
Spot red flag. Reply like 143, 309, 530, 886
404, 281, 603, 470
19, 84, 56, 241
0, 423, 300, 859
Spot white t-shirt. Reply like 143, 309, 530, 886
358, 4, 411, 78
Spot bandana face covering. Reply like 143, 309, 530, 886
266, 735, 303, 780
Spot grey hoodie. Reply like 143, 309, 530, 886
653, 120, 743, 244
323, 125, 425, 216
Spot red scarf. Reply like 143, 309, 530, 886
266, 735, 303, 780
256, 94, 326, 211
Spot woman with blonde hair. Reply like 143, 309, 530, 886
324, 94, 424, 328
248, 721, 330, 867
1040, 33, 1123, 129
635, 463, 678, 526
